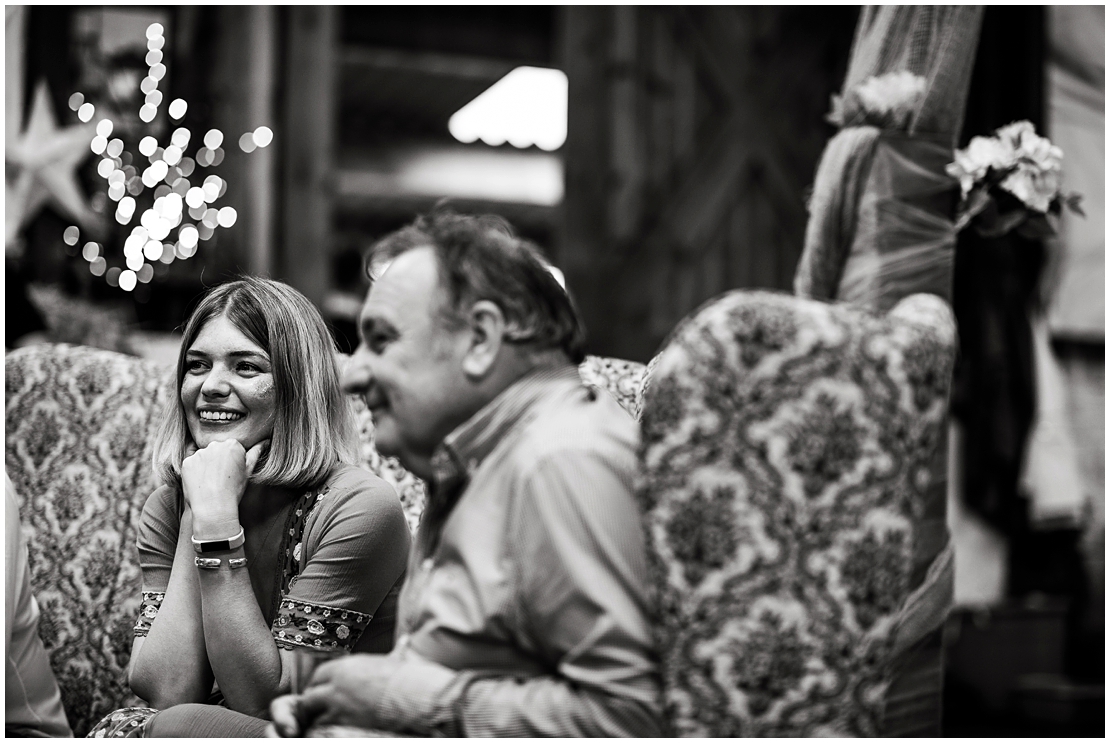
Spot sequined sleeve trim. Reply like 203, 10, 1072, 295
272, 598, 371, 652
133, 591, 166, 637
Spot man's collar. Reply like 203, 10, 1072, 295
429, 362, 580, 492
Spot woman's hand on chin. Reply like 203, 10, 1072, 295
182, 438, 270, 534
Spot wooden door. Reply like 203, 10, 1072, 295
560, 6, 856, 362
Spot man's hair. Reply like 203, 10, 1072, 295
152, 276, 358, 490
367, 209, 587, 364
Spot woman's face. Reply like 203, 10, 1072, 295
181, 314, 277, 451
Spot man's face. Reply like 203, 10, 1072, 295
342, 247, 470, 474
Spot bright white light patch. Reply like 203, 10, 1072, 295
448, 66, 567, 152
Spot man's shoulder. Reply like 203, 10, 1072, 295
508, 383, 640, 474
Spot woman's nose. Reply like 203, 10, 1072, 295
200, 367, 231, 397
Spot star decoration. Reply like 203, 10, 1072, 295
5, 80, 98, 249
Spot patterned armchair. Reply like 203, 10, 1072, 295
636, 289, 956, 736
3, 342, 645, 736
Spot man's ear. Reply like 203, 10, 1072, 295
462, 300, 505, 378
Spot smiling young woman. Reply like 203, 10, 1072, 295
88, 277, 411, 738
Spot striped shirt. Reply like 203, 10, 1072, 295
372, 363, 663, 736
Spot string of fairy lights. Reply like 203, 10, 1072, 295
63, 22, 273, 293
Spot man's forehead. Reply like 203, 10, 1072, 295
362, 247, 440, 323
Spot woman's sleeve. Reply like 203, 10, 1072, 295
272, 470, 411, 654
133, 485, 180, 637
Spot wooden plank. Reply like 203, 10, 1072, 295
244, 5, 276, 276
280, 6, 336, 308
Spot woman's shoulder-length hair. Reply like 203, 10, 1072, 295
152, 276, 358, 492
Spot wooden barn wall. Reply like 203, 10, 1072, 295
559, 6, 857, 362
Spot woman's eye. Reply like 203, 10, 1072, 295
185, 359, 207, 372
237, 362, 261, 374
369, 334, 391, 353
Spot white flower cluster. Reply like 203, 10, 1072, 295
947, 121, 1064, 213
854, 71, 927, 130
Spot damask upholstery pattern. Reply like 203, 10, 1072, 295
4, 343, 646, 735
636, 290, 956, 737
5, 344, 171, 736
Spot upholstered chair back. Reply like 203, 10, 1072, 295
3, 342, 644, 735
636, 290, 956, 736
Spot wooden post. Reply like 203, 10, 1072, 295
280, 6, 336, 308
244, 5, 276, 277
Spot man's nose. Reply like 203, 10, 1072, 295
341, 347, 374, 395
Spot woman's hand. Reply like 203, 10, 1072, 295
182, 439, 269, 534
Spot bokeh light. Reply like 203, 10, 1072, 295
137, 264, 154, 284
119, 269, 138, 292
139, 104, 157, 123
77, 102, 95, 122
68, 92, 84, 111
171, 128, 191, 149
106, 267, 122, 287
96, 119, 113, 138
97, 159, 115, 178
126, 252, 145, 271
163, 145, 182, 166
63, 226, 80, 245
107, 138, 124, 158
140, 77, 158, 95
178, 157, 195, 177
148, 35, 165, 51
91, 136, 107, 155
217, 206, 238, 228
160, 243, 176, 263
82, 242, 100, 261
253, 126, 274, 148
145, 90, 163, 107
179, 224, 199, 249
168, 99, 188, 120
203, 129, 224, 150
150, 63, 167, 82
239, 132, 257, 153
185, 187, 205, 209
143, 239, 163, 261
90, 256, 107, 276
139, 136, 158, 157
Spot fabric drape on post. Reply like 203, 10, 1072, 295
792, 6, 983, 737
795, 6, 983, 309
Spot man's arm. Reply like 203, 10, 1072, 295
273, 448, 663, 737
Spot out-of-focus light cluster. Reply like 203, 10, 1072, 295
65, 21, 275, 292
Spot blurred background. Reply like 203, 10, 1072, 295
4, 6, 1103, 735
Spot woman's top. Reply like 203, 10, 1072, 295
133, 463, 410, 655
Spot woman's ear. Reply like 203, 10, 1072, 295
462, 300, 505, 378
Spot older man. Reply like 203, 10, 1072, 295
269, 211, 662, 737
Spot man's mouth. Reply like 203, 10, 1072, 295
199, 410, 245, 422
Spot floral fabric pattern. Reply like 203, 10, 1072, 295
273, 599, 371, 652
637, 290, 955, 737
85, 707, 157, 738
132, 592, 165, 637
5, 343, 641, 736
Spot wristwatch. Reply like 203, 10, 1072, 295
191, 526, 245, 553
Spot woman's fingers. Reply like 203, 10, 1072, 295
245, 439, 271, 476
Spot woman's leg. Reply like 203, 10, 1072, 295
146, 704, 271, 738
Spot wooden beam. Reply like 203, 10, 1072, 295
280, 6, 336, 308
244, 5, 276, 276
341, 46, 519, 81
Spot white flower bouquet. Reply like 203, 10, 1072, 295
827, 70, 927, 131
947, 121, 1083, 239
